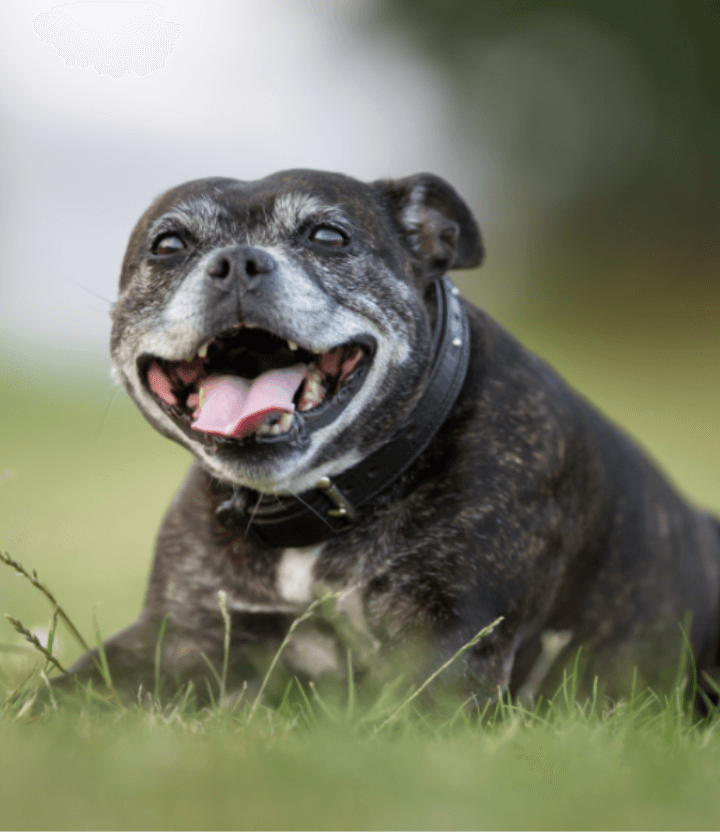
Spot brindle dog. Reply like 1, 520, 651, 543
58, 170, 720, 705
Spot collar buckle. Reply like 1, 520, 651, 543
315, 476, 358, 522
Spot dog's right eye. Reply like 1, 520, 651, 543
152, 234, 186, 256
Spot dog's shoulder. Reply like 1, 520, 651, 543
457, 300, 593, 481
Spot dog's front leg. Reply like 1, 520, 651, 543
50, 615, 185, 701
51, 609, 280, 703
54, 463, 295, 702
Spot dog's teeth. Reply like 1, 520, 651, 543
297, 369, 326, 411
287, 340, 298, 352
257, 411, 294, 436
198, 341, 211, 358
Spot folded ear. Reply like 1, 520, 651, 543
375, 173, 484, 276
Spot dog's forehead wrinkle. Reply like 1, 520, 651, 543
240, 193, 354, 248
272, 192, 326, 227
150, 197, 229, 240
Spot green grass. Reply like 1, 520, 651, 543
2, 634, 720, 830
2, 543, 720, 831
1, 284, 719, 831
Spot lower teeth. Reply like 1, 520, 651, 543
257, 412, 294, 436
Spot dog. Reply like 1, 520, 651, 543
59, 169, 720, 705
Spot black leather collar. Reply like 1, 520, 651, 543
215, 274, 471, 548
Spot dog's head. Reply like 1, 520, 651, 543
111, 169, 483, 494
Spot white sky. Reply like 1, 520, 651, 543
0, 1, 654, 377
0, 0, 484, 373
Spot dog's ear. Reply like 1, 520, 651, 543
375, 173, 484, 275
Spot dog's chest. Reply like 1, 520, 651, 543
271, 543, 379, 678
275, 545, 322, 603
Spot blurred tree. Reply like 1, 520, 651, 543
375, 0, 719, 320
378, 0, 719, 232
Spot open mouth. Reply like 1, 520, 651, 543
138, 325, 373, 445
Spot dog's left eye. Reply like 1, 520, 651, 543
152, 234, 186, 256
309, 226, 347, 247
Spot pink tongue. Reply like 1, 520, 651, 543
191, 364, 306, 439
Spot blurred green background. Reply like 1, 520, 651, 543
1, 0, 718, 673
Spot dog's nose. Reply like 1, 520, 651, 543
205, 246, 275, 290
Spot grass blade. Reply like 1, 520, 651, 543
1, 551, 92, 654
372, 616, 503, 737
92, 614, 115, 694
5, 615, 69, 677
218, 590, 231, 706
154, 614, 170, 703
247, 590, 339, 724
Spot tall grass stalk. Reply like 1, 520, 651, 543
0, 551, 92, 655
247, 589, 340, 724
372, 615, 503, 736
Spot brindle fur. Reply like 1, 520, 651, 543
58, 170, 720, 705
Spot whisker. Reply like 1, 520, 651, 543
94, 384, 122, 444
62, 274, 115, 308
286, 490, 340, 535
244, 491, 265, 541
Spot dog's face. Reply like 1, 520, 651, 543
111, 170, 483, 494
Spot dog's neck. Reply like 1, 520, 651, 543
214, 275, 471, 548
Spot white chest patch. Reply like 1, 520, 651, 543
276, 544, 323, 604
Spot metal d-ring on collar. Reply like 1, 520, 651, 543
214, 274, 471, 548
